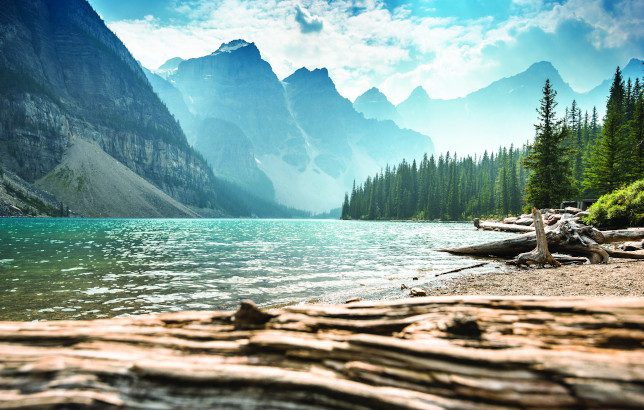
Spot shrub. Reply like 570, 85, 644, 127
585, 179, 644, 228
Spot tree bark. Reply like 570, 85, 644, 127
509, 208, 560, 267
0, 297, 643, 409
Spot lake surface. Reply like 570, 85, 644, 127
0, 218, 514, 320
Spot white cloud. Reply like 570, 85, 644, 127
107, 0, 643, 102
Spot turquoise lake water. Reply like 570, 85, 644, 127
0, 218, 514, 320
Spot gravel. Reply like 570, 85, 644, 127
426, 259, 644, 297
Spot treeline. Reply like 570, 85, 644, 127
341, 146, 528, 220
342, 66, 643, 220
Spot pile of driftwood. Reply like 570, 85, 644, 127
0, 296, 643, 409
448, 208, 644, 266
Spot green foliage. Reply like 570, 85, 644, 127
585, 179, 644, 228
584, 67, 643, 195
342, 146, 527, 221
523, 79, 576, 208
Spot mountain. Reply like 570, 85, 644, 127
283, 67, 433, 175
170, 40, 309, 169
394, 59, 643, 155
353, 87, 402, 123
157, 40, 434, 211
193, 118, 275, 200
155, 57, 184, 79
0, 0, 253, 217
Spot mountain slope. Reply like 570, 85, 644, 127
36, 139, 200, 217
0, 0, 242, 216
193, 118, 275, 201
142, 66, 197, 144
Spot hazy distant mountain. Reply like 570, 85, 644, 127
284, 68, 433, 175
193, 118, 275, 201
393, 59, 643, 154
156, 40, 434, 211
0, 0, 274, 217
353, 87, 402, 123
155, 57, 184, 79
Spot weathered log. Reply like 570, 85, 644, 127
444, 216, 610, 263
606, 249, 644, 259
602, 228, 644, 243
509, 208, 560, 267
0, 297, 643, 409
474, 219, 535, 233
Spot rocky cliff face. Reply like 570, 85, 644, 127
170, 40, 309, 170
0, 0, 237, 214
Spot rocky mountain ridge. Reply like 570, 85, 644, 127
151, 41, 434, 211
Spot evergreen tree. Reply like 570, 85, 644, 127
341, 193, 350, 219
584, 67, 634, 194
524, 79, 575, 208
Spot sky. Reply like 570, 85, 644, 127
89, 0, 643, 103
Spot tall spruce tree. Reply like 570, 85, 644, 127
584, 67, 633, 194
524, 79, 575, 208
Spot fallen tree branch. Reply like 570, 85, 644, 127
0, 297, 642, 409
434, 262, 488, 277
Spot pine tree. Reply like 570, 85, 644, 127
584, 67, 632, 194
341, 193, 350, 219
524, 79, 575, 208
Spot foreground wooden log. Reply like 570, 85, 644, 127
0, 297, 643, 409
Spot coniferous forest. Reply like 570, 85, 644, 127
342, 67, 644, 220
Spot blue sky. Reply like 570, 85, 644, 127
89, 0, 643, 102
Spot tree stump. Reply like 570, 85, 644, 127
0, 296, 643, 409
510, 208, 561, 267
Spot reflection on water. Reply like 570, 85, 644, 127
0, 218, 513, 320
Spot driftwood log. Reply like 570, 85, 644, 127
0, 297, 643, 409
474, 218, 535, 233
442, 215, 624, 264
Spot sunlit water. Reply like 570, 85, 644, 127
0, 218, 514, 320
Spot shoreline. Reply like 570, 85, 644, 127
425, 259, 644, 296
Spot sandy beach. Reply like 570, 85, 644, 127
427, 259, 644, 296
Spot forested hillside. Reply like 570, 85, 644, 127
343, 66, 643, 220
